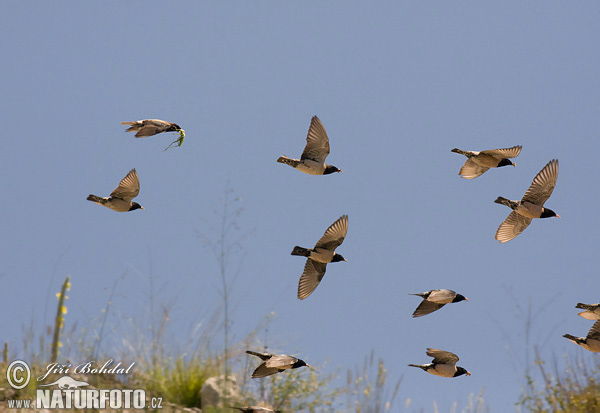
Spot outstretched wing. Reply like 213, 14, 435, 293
458, 158, 490, 179
426, 348, 459, 366
587, 320, 600, 340
110, 169, 140, 201
412, 301, 446, 317
495, 211, 532, 243
314, 215, 348, 250
522, 159, 558, 206
298, 259, 327, 300
136, 119, 172, 138
301, 116, 330, 163
251, 363, 280, 378
480, 145, 522, 159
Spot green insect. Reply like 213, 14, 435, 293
164, 129, 185, 151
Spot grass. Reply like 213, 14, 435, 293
2, 192, 490, 411
345, 350, 401, 412
1, 275, 402, 412
518, 348, 600, 412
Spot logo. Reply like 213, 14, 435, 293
5, 359, 163, 410
38, 375, 89, 389
6, 360, 31, 390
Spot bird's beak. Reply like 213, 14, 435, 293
141, 206, 145, 210
465, 297, 469, 301
466, 371, 472, 376
512, 163, 516, 167
556, 214, 561, 218
344, 258, 348, 262
338, 169, 343, 173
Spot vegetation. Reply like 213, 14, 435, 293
345, 350, 401, 412
1, 193, 490, 411
518, 348, 600, 412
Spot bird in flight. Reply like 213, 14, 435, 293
121, 119, 182, 138
409, 289, 468, 317
277, 116, 342, 175
87, 169, 144, 212
563, 320, 600, 353
494, 159, 559, 243
409, 348, 471, 378
576, 303, 600, 320
121, 119, 185, 150
451, 145, 521, 179
246, 350, 309, 378
292, 215, 348, 300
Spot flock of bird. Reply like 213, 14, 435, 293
84, 115, 592, 410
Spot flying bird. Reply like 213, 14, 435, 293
277, 116, 342, 175
409, 348, 471, 378
576, 303, 600, 320
87, 169, 144, 212
410, 289, 468, 318
451, 145, 521, 179
494, 159, 560, 243
121, 119, 182, 138
292, 215, 348, 300
563, 320, 600, 353
246, 350, 309, 378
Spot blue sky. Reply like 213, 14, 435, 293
2, 2, 600, 411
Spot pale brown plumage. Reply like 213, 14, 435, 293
451, 146, 521, 179
87, 169, 144, 212
563, 320, 600, 353
277, 116, 341, 175
408, 348, 471, 378
576, 303, 600, 320
494, 159, 559, 243
121, 119, 181, 138
246, 350, 309, 378
292, 215, 348, 300
410, 289, 468, 317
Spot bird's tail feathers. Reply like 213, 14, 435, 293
87, 194, 107, 205
494, 197, 519, 209
121, 121, 141, 132
451, 148, 469, 156
277, 156, 300, 168
408, 364, 427, 371
576, 303, 594, 310
563, 334, 580, 343
291, 246, 311, 257
245, 350, 265, 359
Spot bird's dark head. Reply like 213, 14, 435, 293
324, 165, 342, 174
498, 158, 515, 168
293, 359, 309, 369
130, 202, 144, 211
332, 253, 347, 262
541, 208, 560, 218
453, 294, 468, 303
168, 123, 182, 132
455, 367, 471, 377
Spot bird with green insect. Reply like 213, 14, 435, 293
121, 119, 185, 151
